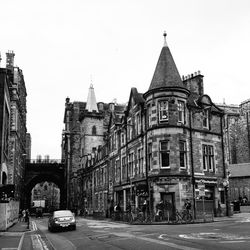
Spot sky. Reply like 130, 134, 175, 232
1, 0, 250, 159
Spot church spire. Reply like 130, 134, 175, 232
86, 84, 98, 112
148, 32, 185, 91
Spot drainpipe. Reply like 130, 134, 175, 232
188, 107, 196, 219
246, 112, 250, 161
221, 114, 229, 216
144, 106, 152, 217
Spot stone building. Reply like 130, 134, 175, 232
0, 68, 12, 187
0, 51, 27, 206
63, 34, 228, 218
62, 88, 125, 211
218, 100, 250, 202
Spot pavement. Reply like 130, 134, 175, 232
0, 213, 247, 250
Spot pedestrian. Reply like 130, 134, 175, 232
114, 203, 121, 220
25, 209, 30, 229
156, 200, 164, 221
184, 199, 191, 215
22, 209, 26, 222
18, 209, 22, 222
142, 199, 147, 219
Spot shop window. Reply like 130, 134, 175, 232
160, 141, 170, 168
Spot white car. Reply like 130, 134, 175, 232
48, 210, 76, 232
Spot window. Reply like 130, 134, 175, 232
127, 119, 132, 140
121, 132, 125, 146
136, 113, 141, 135
122, 156, 126, 180
147, 104, 152, 128
203, 109, 209, 128
137, 148, 143, 175
92, 126, 97, 135
160, 141, 170, 168
178, 101, 185, 123
148, 143, 153, 171
114, 131, 117, 150
115, 159, 120, 182
179, 141, 187, 168
159, 101, 169, 122
100, 168, 104, 185
203, 145, 215, 171
128, 152, 134, 177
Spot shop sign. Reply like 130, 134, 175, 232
136, 184, 148, 196
156, 177, 177, 185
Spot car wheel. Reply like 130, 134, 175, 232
72, 225, 76, 230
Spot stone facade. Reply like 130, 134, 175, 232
0, 52, 27, 207
62, 37, 227, 218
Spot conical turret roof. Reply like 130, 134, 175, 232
148, 34, 185, 91
86, 84, 98, 112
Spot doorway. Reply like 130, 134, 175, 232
160, 192, 175, 220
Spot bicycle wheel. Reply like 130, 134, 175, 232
187, 213, 193, 222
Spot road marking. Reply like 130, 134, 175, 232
159, 234, 169, 240
220, 241, 246, 243
135, 235, 201, 250
2, 248, 18, 250
31, 234, 50, 250
17, 232, 25, 250
31, 234, 44, 250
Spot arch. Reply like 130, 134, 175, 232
24, 162, 66, 210
2, 171, 7, 185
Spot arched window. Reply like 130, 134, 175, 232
2, 172, 7, 184
92, 126, 97, 135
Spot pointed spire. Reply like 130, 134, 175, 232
86, 84, 98, 112
148, 32, 186, 91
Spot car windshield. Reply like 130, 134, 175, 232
54, 210, 73, 217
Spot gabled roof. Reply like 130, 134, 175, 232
148, 42, 186, 91
126, 87, 145, 114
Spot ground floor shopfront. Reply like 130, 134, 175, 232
82, 176, 227, 220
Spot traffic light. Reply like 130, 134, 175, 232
0, 184, 15, 201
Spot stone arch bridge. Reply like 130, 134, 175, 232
24, 159, 66, 209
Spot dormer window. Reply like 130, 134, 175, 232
203, 109, 209, 129
159, 101, 169, 122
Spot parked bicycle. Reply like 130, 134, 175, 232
174, 209, 193, 224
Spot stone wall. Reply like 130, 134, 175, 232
0, 200, 19, 231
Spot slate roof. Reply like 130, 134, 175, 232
229, 163, 250, 177
148, 44, 186, 91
